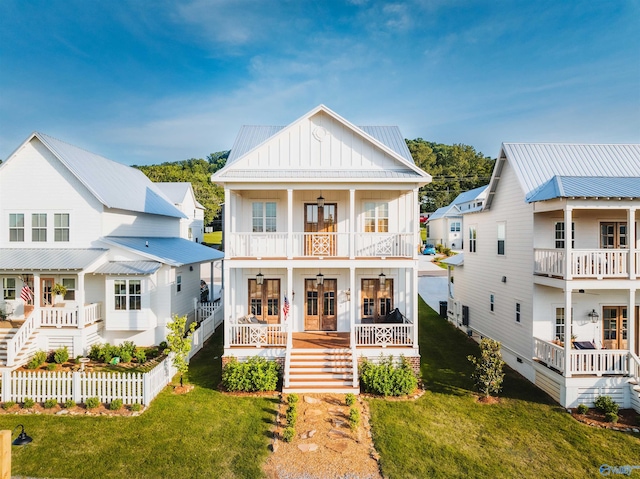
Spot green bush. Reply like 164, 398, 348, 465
46, 363, 57, 371
286, 405, 298, 426
221, 357, 280, 392
605, 412, 619, 423
359, 356, 419, 396
467, 338, 505, 398
85, 397, 100, 410
53, 346, 69, 364
119, 341, 136, 356
282, 426, 295, 443
349, 407, 360, 430
88, 343, 102, 361
131, 402, 142, 412
287, 393, 299, 405
158, 341, 168, 352
576, 404, 589, 414
2, 401, 16, 410
44, 398, 58, 409
442, 247, 452, 256
27, 350, 47, 369
119, 351, 133, 363
64, 399, 76, 409
75, 355, 83, 364
110, 399, 123, 411
23, 398, 35, 409
594, 395, 619, 415
345, 393, 356, 406
134, 348, 147, 363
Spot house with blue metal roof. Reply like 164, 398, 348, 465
0, 132, 222, 368
212, 104, 431, 393
444, 142, 640, 413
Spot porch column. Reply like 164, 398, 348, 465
223, 262, 231, 349
287, 266, 293, 350
349, 266, 356, 349
629, 288, 637, 355
209, 261, 214, 302
33, 273, 40, 311
349, 189, 355, 260
629, 206, 637, 280
77, 272, 85, 328
413, 187, 420, 259
287, 189, 293, 259
413, 265, 419, 350
564, 287, 572, 377
564, 206, 573, 281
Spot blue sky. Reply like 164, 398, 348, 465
1, 0, 638, 165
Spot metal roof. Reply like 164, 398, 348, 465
32, 133, 186, 219
427, 204, 460, 221
101, 237, 224, 267
358, 126, 414, 163
217, 169, 422, 179
0, 248, 108, 270
93, 261, 162, 275
526, 176, 640, 202
441, 253, 464, 266
451, 185, 488, 206
155, 182, 204, 209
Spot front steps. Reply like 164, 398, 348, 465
0, 327, 38, 367
284, 348, 359, 394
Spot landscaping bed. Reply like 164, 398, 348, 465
572, 408, 640, 432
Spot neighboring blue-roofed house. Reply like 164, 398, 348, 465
444, 142, 640, 413
0, 132, 223, 368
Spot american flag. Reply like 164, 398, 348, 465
283, 295, 290, 320
20, 284, 32, 303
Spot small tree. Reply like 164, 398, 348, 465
165, 314, 196, 386
467, 338, 505, 398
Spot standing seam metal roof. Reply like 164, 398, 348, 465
0, 249, 108, 270
101, 237, 224, 267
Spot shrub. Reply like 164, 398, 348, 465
64, 399, 76, 409
119, 350, 133, 363
349, 407, 360, 430
101, 344, 118, 364
75, 355, 83, 364
282, 426, 295, 443
46, 363, 57, 371
119, 341, 136, 356
85, 397, 100, 410
110, 399, 123, 411
134, 348, 147, 363
287, 393, 299, 405
359, 356, 419, 396
88, 343, 103, 361
222, 357, 280, 392
53, 346, 69, 364
467, 338, 505, 398
442, 247, 452, 256
23, 398, 35, 409
2, 401, 16, 410
594, 395, 619, 415
131, 402, 142, 412
286, 405, 298, 426
27, 350, 47, 369
44, 398, 58, 409
576, 404, 589, 415
345, 393, 356, 406
158, 341, 168, 351
605, 412, 619, 423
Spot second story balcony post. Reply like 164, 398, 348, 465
629, 206, 637, 280
287, 189, 293, 259
349, 189, 355, 260
564, 206, 573, 281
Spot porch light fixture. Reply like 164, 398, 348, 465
12, 424, 32, 446
345, 289, 351, 301
317, 194, 325, 208
378, 271, 386, 286
316, 271, 324, 286
256, 271, 264, 285
587, 309, 600, 323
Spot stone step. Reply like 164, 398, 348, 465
288, 372, 353, 380
282, 385, 360, 394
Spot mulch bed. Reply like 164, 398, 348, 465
571, 408, 640, 432
0, 403, 144, 417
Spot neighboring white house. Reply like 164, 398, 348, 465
212, 105, 431, 393
444, 143, 640, 412
426, 185, 487, 249
155, 182, 205, 243
0, 132, 223, 368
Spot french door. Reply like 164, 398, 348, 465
40, 278, 54, 307
602, 306, 628, 350
248, 279, 280, 324
600, 222, 627, 249
305, 203, 337, 256
304, 279, 337, 331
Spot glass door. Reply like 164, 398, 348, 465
602, 306, 628, 350
304, 278, 337, 331
40, 278, 54, 307
305, 203, 337, 256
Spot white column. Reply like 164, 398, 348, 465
629, 288, 637, 355
564, 288, 572, 377
223, 263, 231, 349
349, 266, 356, 348
349, 189, 355, 260
628, 206, 637, 280
413, 187, 420, 259
224, 188, 231, 257
564, 206, 573, 280
77, 272, 85, 329
413, 265, 419, 350
287, 189, 293, 259
287, 266, 293, 350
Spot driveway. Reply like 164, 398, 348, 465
418, 255, 449, 313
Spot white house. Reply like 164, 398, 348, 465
426, 185, 487, 249
0, 132, 223, 368
444, 143, 640, 412
212, 105, 431, 393
155, 182, 205, 243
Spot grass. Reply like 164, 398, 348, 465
204, 230, 222, 245
368, 297, 640, 479
0, 328, 278, 479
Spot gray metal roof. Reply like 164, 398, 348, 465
358, 126, 414, 163
451, 185, 488, 206
427, 204, 460, 221
217, 169, 422, 179
155, 182, 204, 209
102, 237, 224, 267
93, 261, 162, 275
526, 176, 640, 202
441, 253, 464, 266
0, 249, 108, 270
32, 133, 186, 219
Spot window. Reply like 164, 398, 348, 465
62, 278, 75, 301
32, 213, 47, 242
555, 308, 565, 342
450, 221, 461, 232
469, 226, 477, 253
364, 202, 389, 233
497, 222, 506, 255
176, 275, 182, 293
248, 278, 280, 323
252, 202, 276, 233
515, 302, 521, 323
490, 294, 495, 312
9, 214, 24, 242
114, 279, 141, 310
554, 222, 575, 248
2, 278, 16, 300
361, 278, 393, 321
54, 214, 70, 242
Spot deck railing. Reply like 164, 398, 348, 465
229, 324, 287, 347
228, 232, 288, 257
534, 249, 631, 278
533, 338, 565, 372
354, 233, 414, 258
39, 303, 102, 328
6, 312, 41, 367
354, 324, 414, 347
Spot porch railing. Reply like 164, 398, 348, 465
291, 232, 348, 257
354, 324, 414, 347
533, 338, 565, 372
229, 324, 287, 347
6, 312, 41, 367
534, 338, 632, 376
354, 233, 414, 258
630, 353, 640, 384
40, 303, 102, 329
228, 233, 288, 257
534, 249, 630, 278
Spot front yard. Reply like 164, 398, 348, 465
1, 299, 638, 478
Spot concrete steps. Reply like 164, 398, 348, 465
284, 348, 359, 394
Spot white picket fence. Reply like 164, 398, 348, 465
0, 307, 223, 406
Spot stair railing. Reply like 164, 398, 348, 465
6, 309, 41, 367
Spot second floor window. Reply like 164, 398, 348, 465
32, 213, 47, 242
364, 202, 389, 233
515, 302, 521, 323
114, 279, 141, 310
450, 221, 461, 232
54, 214, 70, 242
469, 226, 477, 253
497, 222, 506, 255
555, 222, 575, 248
252, 202, 276, 232
490, 293, 495, 312
9, 214, 24, 242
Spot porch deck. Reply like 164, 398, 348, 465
292, 332, 350, 349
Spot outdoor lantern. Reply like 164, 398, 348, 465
256, 271, 264, 285
317, 194, 325, 208
345, 289, 351, 301
316, 271, 324, 286
588, 309, 600, 323
12, 424, 32, 446
378, 271, 386, 286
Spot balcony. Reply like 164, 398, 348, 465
534, 338, 632, 376
534, 249, 638, 279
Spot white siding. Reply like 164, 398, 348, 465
102, 209, 180, 237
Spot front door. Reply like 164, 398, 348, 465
600, 222, 627, 249
248, 278, 280, 324
41, 278, 54, 307
304, 278, 337, 331
602, 306, 628, 350
305, 203, 337, 256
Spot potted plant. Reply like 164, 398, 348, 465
52, 283, 67, 304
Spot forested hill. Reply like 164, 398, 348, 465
134, 140, 495, 223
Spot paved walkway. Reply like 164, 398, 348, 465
418, 255, 450, 313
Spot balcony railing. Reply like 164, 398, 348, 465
229, 324, 287, 347
534, 249, 632, 279
354, 323, 414, 347
40, 303, 102, 329
534, 338, 632, 376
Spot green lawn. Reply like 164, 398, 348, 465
368, 297, 640, 479
204, 230, 222, 245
